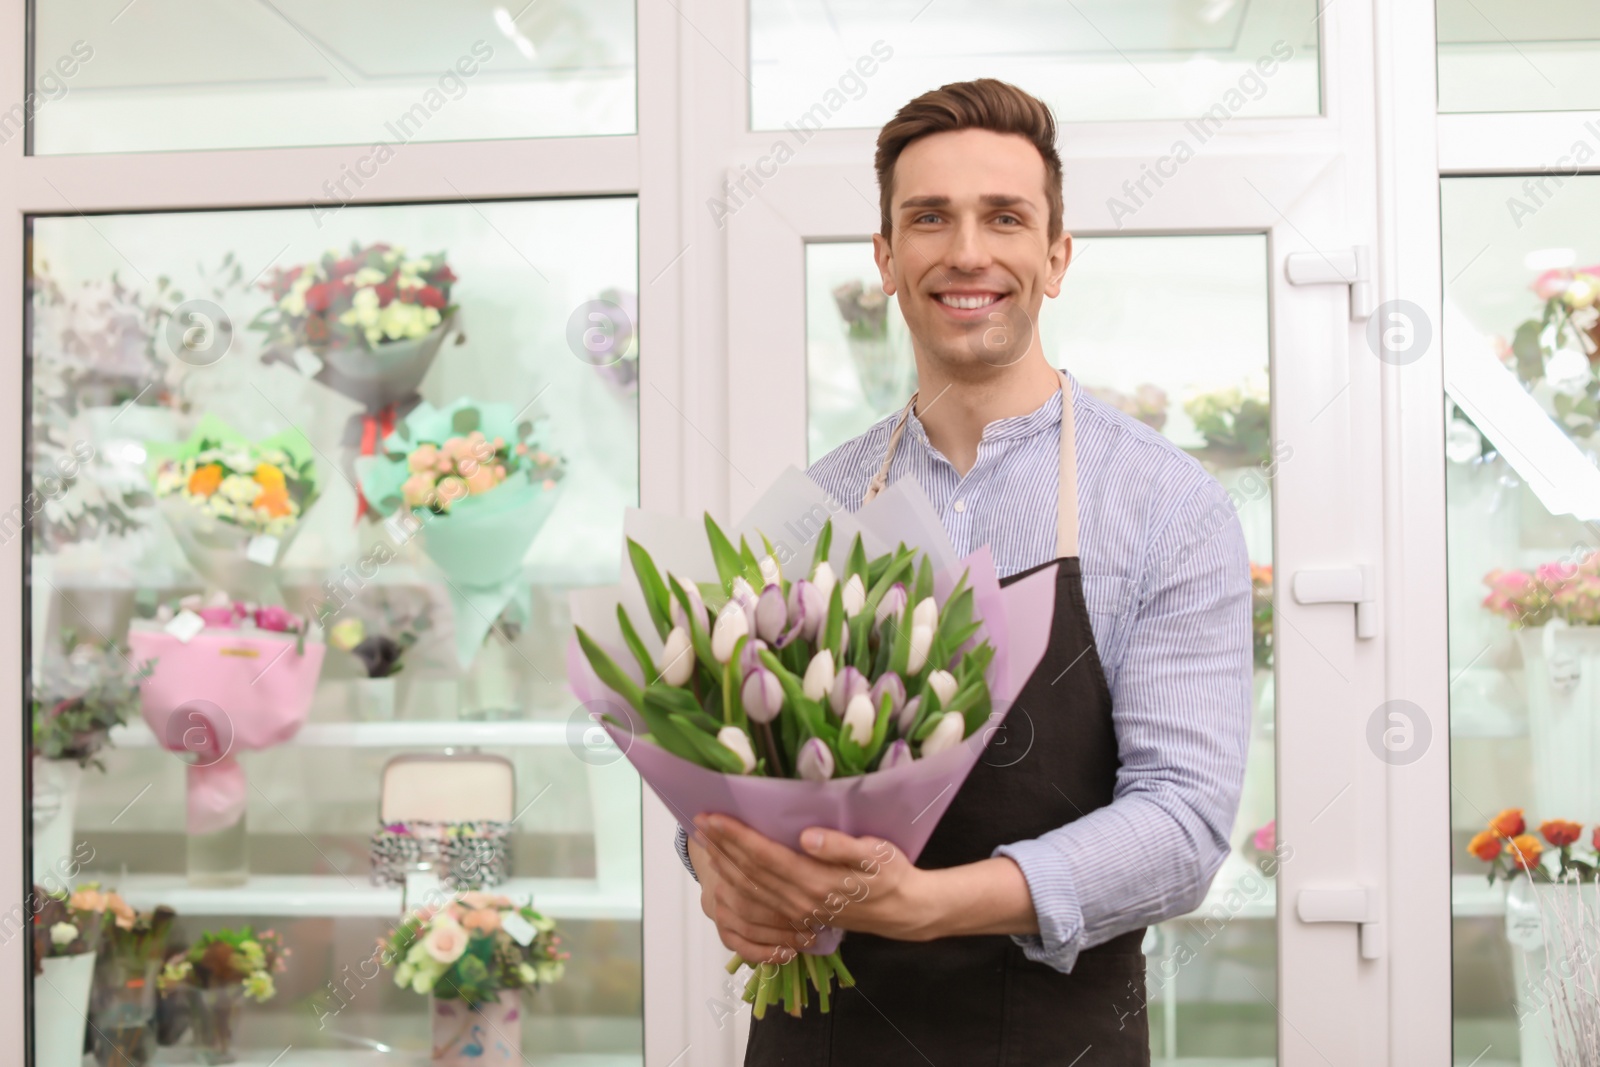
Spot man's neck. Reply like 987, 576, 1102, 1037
912, 354, 1063, 477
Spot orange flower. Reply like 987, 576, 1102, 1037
69, 888, 105, 913
1467, 830, 1502, 862
461, 908, 501, 934
1250, 563, 1273, 585
105, 893, 136, 930
1490, 808, 1526, 838
253, 463, 287, 493
1540, 819, 1583, 848
253, 485, 292, 518
1507, 834, 1544, 871
187, 464, 224, 496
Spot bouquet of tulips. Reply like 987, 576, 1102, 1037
568, 468, 1055, 1018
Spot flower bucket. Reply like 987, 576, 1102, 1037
430, 991, 521, 1065
187, 983, 246, 1065
90, 958, 159, 1067
1516, 624, 1600, 824
1506, 878, 1600, 1067
127, 624, 324, 838
33, 950, 95, 1067
349, 676, 398, 721
31, 756, 82, 888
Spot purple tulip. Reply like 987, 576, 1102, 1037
879, 739, 915, 770
797, 738, 835, 781
741, 667, 784, 724
784, 579, 825, 644
829, 666, 869, 718
896, 694, 922, 735
739, 637, 768, 678
874, 582, 908, 633
755, 584, 787, 643
870, 673, 905, 719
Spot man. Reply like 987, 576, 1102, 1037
677, 78, 1252, 1064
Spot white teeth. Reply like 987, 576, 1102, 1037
938, 294, 999, 310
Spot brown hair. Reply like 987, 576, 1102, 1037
874, 79, 1064, 243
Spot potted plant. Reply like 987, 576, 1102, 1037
31, 631, 150, 887
326, 598, 434, 721
31, 887, 104, 1067
158, 926, 287, 1064
1481, 552, 1600, 823
80, 886, 175, 1067
378, 892, 568, 1066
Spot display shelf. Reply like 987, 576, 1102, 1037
112, 875, 641, 921
109, 719, 574, 749
149, 1052, 640, 1066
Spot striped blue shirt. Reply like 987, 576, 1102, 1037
675, 368, 1253, 975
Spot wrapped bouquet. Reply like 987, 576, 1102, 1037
146, 414, 320, 601
357, 398, 566, 667
568, 468, 1055, 1017
127, 593, 325, 836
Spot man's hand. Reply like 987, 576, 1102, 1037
688, 814, 1043, 960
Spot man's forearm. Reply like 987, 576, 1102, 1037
910, 855, 1039, 940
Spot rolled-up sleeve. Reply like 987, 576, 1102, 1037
993, 477, 1253, 973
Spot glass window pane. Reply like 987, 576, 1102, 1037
1443, 176, 1600, 1064
1438, 1, 1600, 113
750, 0, 1320, 130
27, 198, 642, 1061
806, 234, 1277, 1061
27, 0, 635, 154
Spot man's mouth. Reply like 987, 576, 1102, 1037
932, 291, 1008, 318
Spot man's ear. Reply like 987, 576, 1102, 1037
872, 232, 897, 296
1043, 232, 1072, 299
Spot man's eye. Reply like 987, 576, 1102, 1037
996, 214, 1021, 225
914, 213, 941, 224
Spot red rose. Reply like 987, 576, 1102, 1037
432, 265, 458, 285
330, 257, 358, 278
417, 285, 446, 309
374, 282, 397, 306
304, 282, 334, 312
1540, 819, 1583, 848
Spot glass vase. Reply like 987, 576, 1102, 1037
90, 959, 158, 1067
187, 759, 248, 887
187, 984, 246, 1064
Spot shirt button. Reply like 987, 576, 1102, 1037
952, 499, 966, 513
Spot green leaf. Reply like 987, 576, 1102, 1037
822, 582, 846, 659
575, 626, 644, 714
627, 538, 673, 640
810, 520, 833, 577
911, 556, 934, 610
704, 513, 744, 593
845, 533, 868, 584
738, 535, 766, 589
723, 637, 748, 730
668, 573, 721, 677
670, 714, 746, 773
645, 684, 722, 734
450, 408, 481, 436
863, 690, 894, 766
616, 605, 657, 684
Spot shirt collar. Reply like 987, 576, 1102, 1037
905, 368, 1078, 447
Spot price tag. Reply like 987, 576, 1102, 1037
164, 609, 206, 644
500, 910, 536, 947
246, 534, 280, 566
292, 348, 324, 378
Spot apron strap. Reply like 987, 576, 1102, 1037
859, 371, 1081, 561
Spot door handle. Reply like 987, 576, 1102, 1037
1296, 886, 1384, 959
1285, 245, 1373, 321
1292, 565, 1378, 640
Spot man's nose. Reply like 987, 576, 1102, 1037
945, 217, 992, 272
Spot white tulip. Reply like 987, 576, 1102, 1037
920, 711, 966, 757
657, 627, 694, 686
842, 693, 875, 746
711, 603, 749, 663
926, 669, 958, 708
717, 727, 758, 774
905, 623, 935, 674
668, 572, 706, 632
730, 576, 757, 602
802, 649, 835, 702
758, 554, 782, 587
811, 562, 837, 602
841, 574, 866, 617
912, 596, 938, 631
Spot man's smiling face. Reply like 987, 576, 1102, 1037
873, 127, 1070, 375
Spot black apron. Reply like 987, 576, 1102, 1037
745, 370, 1149, 1066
